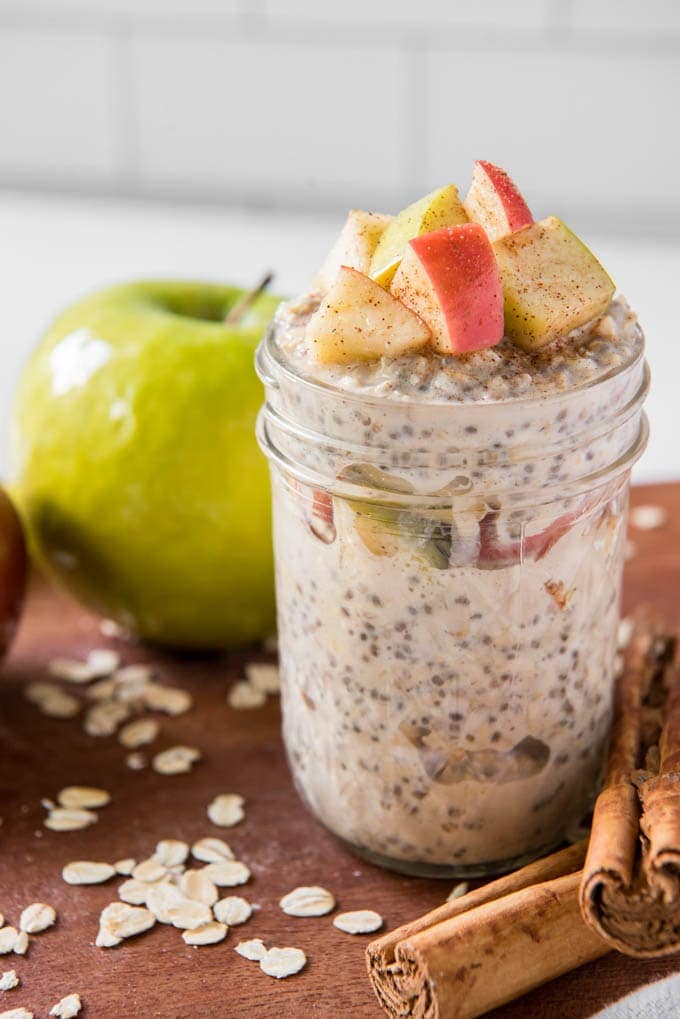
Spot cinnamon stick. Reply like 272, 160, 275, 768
366, 841, 607, 1019
579, 605, 680, 956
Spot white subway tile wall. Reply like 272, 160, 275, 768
0, 1, 678, 230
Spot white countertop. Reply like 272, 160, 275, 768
1, 191, 678, 484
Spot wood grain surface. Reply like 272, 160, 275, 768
1, 482, 679, 1019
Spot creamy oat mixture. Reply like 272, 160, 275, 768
258, 293, 647, 875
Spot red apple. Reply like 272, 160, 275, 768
391, 223, 504, 354
0, 486, 27, 657
463, 161, 533, 242
478, 509, 576, 569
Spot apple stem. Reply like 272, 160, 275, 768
224, 271, 275, 324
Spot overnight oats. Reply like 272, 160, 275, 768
256, 162, 649, 877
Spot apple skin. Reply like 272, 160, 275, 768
9, 280, 282, 649
391, 223, 504, 354
0, 486, 27, 657
464, 161, 533, 241
478, 509, 576, 568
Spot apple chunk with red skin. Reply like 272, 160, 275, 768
478, 509, 578, 569
463, 160, 533, 242
306, 265, 431, 365
391, 223, 504, 355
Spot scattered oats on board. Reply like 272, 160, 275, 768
0, 929, 18, 955
143, 683, 193, 716
0, 1007, 33, 1018
114, 664, 155, 686
234, 938, 266, 961
11, 934, 28, 957
213, 896, 252, 926
48, 658, 97, 684
87, 648, 121, 675
202, 861, 250, 888
629, 504, 669, 531
118, 717, 160, 750
245, 663, 280, 695
260, 946, 307, 979
152, 746, 201, 776
19, 903, 56, 934
126, 752, 147, 771
333, 910, 383, 934
207, 794, 244, 827
227, 681, 266, 710
25, 683, 80, 719
114, 858, 136, 876
118, 879, 152, 906
179, 870, 218, 906
0, 969, 19, 991
62, 861, 115, 885
160, 894, 212, 931
96, 902, 155, 947
86, 678, 117, 702
44, 808, 97, 832
153, 839, 189, 868
182, 921, 227, 946
49, 993, 82, 1018
132, 858, 168, 884
279, 886, 335, 917
58, 786, 110, 810
191, 837, 234, 863
446, 882, 469, 903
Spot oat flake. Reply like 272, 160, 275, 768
132, 858, 167, 883
84, 700, 129, 737
143, 683, 193, 716
167, 899, 213, 931
114, 664, 155, 685
234, 938, 266, 961
44, 808, 97, 832
152, 746, 201, 776
191, 837, 235, 864
260, 946, 307, 979
153, 839, 189, 868
446, 882, 469, 902
25, 683, 80, 719
62, 861, 115, 885
10, 933, 27, 957
118, 879, 152, 906
279, 886, 335, 917
48, 658, 97, 683
207, 794, 244, 828
113, 858, 136, 876
213, 896, 252, 926
0, 969, 19, 990
202, 861, 250, 888
333, 910, 383, 934
126, 752, 147, 771
0, 930, 18, 955
182, 921, 227, 946
118, 718, 160, 750
19, 903, 56, 934
0, 1007, 33, 1018
630, 504, 668, 531
96, 903, 155, 947
87, 648, 121, 675
245, 663, 280, 695
179, 870, 218, 906
49, 993, 82, 1018
227, 681, 266, 710
58, 786, 110, 810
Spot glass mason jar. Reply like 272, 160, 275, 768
256, 324, 649, 877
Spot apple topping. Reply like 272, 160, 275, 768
306, 266, 431, 365
369, 185, 468, 288
391, 223, 504, 355
463, 160, 533, 242
314, 209, 392, 292
493, 216, 615, 351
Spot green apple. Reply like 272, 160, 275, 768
369, 185, 468, 287
493, 217, 615, 351
0, 485, 27, 658
9, 280, 282, 648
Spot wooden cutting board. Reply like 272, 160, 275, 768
1, 482, 678, 1019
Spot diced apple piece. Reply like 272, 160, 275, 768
314, 209, 392, 292
306, 266, 431, 365
369, 185, 468, 287
493, 216, 615, 351
463, 160, 533, 242
391, 223, 504, 355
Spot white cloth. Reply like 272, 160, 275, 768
592, 974, 680, 1018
